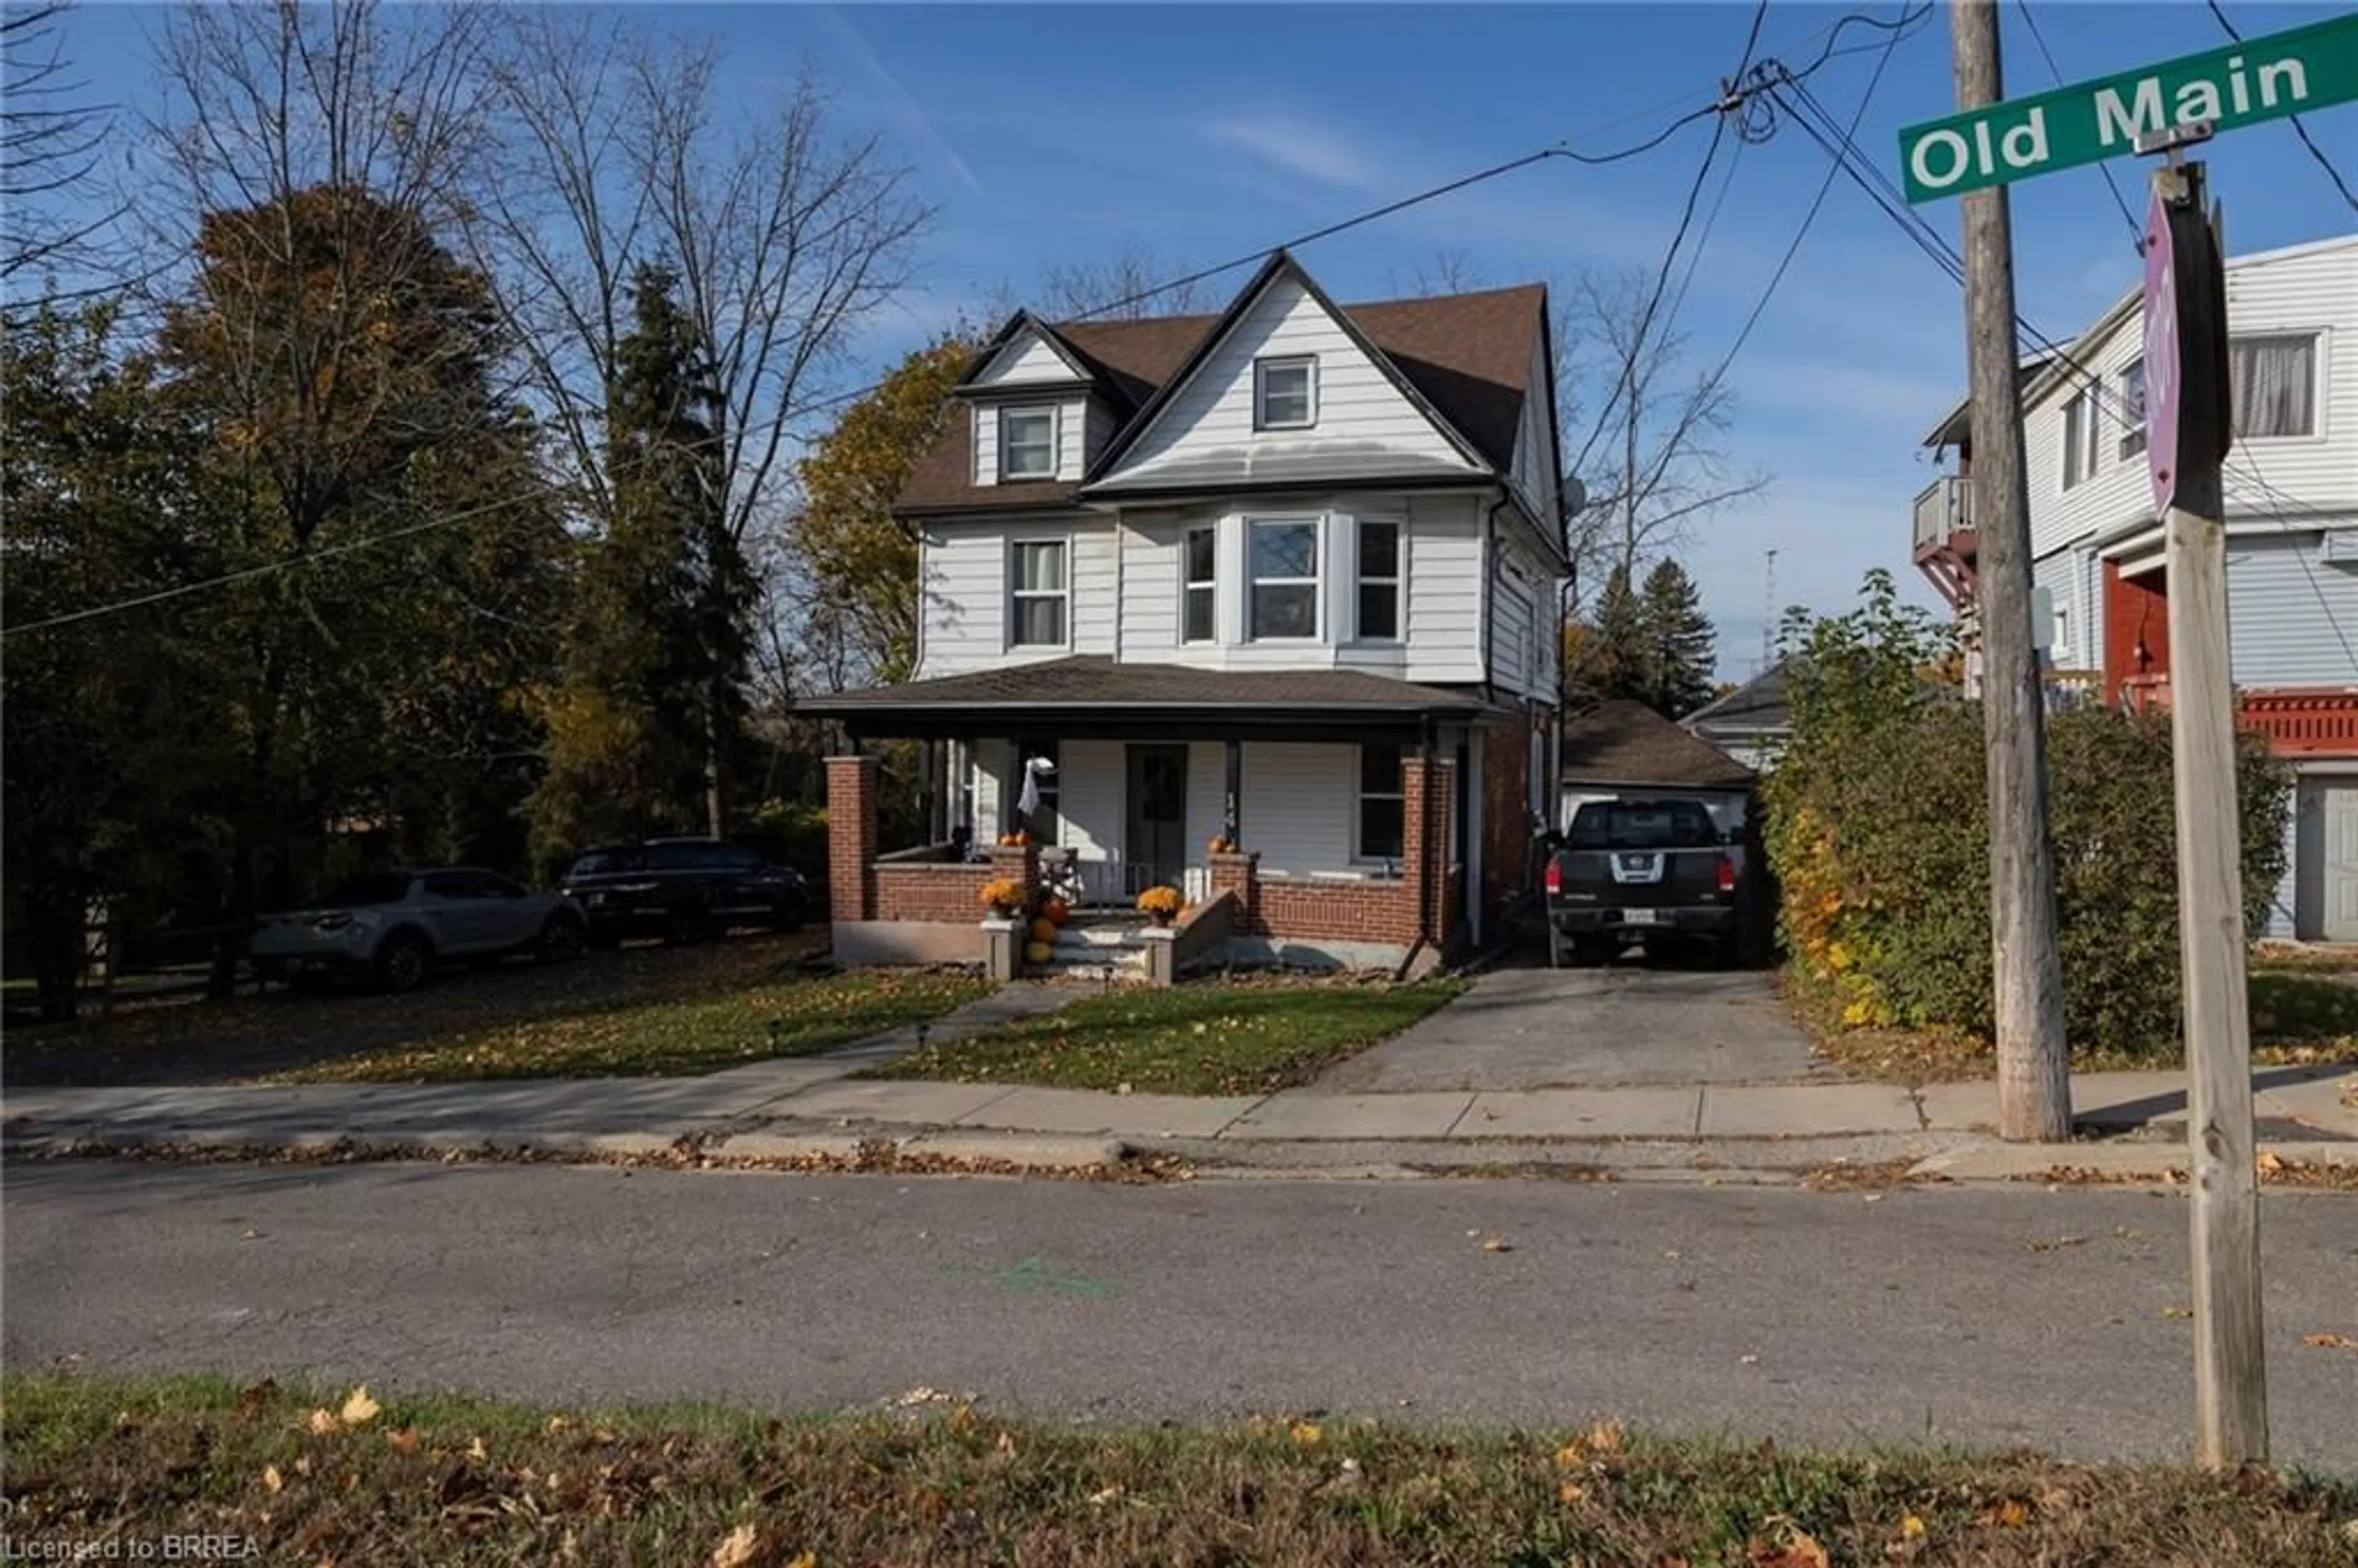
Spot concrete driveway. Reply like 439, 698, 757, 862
1313, 958, 1838, 1093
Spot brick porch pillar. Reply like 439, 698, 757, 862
1402, 755, 1455, 947
1209, 851, 1260, 934
989, 842, 1038, 907
825, 755, 878, 923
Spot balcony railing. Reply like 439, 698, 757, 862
1912, 475, 1971, 556
2120, 677, 2358, 756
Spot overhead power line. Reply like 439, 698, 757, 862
2204, 0, 2358, 212
9, 4, 1920, 637
2010, 0, 2146, 252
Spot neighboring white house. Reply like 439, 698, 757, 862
1913, 231, 2358, 941
807, 250, 1566, 969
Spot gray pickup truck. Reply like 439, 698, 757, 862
1542, 798, 1741, 968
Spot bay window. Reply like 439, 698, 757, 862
1248, 519, 1320, 640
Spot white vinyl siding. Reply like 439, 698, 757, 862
971, 331, 1079, 388
1094, 273, 1481, 491
2225, 529, 2358, 686
1495, 575, 1536, 694
1238, 742, 1358, 876
1054, 739, 1124, 862
918, 521, 1119, 675
971, 405, 997, 487
2010, 236, 2355, 562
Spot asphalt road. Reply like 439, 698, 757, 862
7, 1161, 2357, 1469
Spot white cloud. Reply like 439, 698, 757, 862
812, 6, 981, 193
1200, 111, 1384, 192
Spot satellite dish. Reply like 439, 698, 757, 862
1562, 476, 1589, 516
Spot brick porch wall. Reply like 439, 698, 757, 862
829, 755, 1038, 924
824, 756, 878, 925
1205, 756, 1455, 953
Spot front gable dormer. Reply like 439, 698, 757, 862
954, 312, 1121, 487
1080, 252, 1490, 500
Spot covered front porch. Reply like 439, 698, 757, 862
804, 658, 1512, 973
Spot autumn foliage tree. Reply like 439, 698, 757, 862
788, 333, 974, 690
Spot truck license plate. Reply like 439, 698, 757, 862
1624, 909, 1660, 926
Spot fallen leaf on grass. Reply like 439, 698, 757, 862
340, 1386, 379, 1425
387, 1427, 420, 1453
306, 1408, 340, 1436
1290, 1419, 1323, 1446
709, 1524, 758, 1568
1558, 1479, 1587, 1503
262, 1464, 284, 1495
1986, 1499, 2030, 1528
1901, 1513, 1926, 1539
2302, 1332, 2358, 1351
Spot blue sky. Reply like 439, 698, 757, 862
48, 3, 2358, 675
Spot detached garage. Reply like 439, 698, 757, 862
1558, 700, 1757, 836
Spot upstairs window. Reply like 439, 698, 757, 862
1248, 519, 1320, 640
2119, 359, 2147, 459
2231, 335, 2317, 439
1356, 743, 1405, 862
1009, 540, 1068, 647
1356, 519, 1401, 641
1183, 526, 1216, 643
1254, 355, 1317, 430
2060, 389, 2099, 490
1000, 406, 1057, 479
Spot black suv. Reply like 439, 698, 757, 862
559, 837, 809, 948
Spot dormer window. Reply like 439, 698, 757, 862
1000, 406, 1057, 480
1254, 356, 1317, 430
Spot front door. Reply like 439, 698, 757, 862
1126, 745, 1189, 896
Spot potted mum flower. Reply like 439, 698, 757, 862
979, 877, 1026, 919
1135, 885, 1184, 927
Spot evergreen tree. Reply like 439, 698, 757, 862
1564, 562, 1645, 710
530, 263, 750, 868
1638, 559, 1718, 717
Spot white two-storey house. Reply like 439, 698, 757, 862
809, 251, 1566, 971
1913, 231, 2358, 941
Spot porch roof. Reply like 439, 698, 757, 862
800, 655, 1503, 740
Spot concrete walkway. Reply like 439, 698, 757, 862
5, 978, 2352, 1180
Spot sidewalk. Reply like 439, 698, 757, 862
4, 985, 2352, 1181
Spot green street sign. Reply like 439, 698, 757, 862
1898, 11, 2358, 203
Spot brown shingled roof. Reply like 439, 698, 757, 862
897, 278, 1546, 516
1560, 700, 1757, 790
803, 654, 1493, 715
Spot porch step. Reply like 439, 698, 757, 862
1034, 918, 1153, 982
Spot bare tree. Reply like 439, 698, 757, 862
2, 2, 121, 287
1557, 264, 1765, 600
472, 9, 930, 831
1031, 238, 1212, 321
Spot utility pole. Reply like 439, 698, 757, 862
1950, 0, 2071, 1141
2146, 152, 2268, 1469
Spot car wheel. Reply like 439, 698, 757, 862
375, 931, 432, 995
664, 906, 711, 946
537, 914, 588, 964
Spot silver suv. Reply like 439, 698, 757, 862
250, 869, 587, 993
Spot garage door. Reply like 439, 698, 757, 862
2328, 782, 2358, 943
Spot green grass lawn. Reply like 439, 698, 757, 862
263, 968, 987, 1082
7, 1372, 2353, 1567
1805, 968, 2358, 1083
862, 976, 1466, 1096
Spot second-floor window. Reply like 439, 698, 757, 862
2231, 334, 2317, 439
2119, 359, 2147, 459
2061, 389, 2099, 490
1249, 519, 1319, 640
1010, 540, 1067, 646
1183, 526, 1216, 643
1254, 355, 1317, 430
1000, 406, 1056, 479
1356, 520, 1401, 641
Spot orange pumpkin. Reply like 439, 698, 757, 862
1042, 898, 1072, 926
1030, 918, 1057, 944
1022, 941, 1053, 964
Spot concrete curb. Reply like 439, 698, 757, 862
1909, 1141, 2358, 1183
